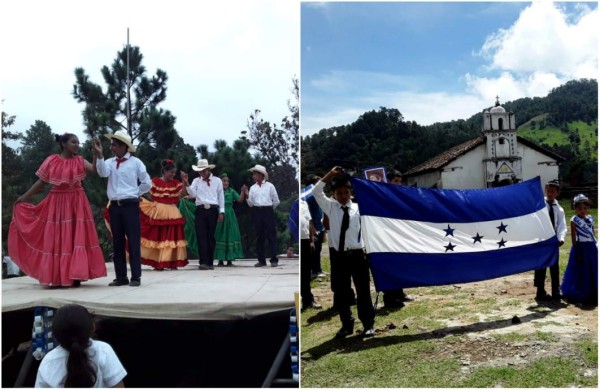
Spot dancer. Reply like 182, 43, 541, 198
242, 164, 280, 267
93, 130, 151, 287
178, 194, 199, 259
181, 159, 224, 270
214, 174, 245, 266
9, 133, 107, 287
139, 159, 189, 270
561, 194, 598, 305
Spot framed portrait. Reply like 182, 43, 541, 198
363, 166, 387, 183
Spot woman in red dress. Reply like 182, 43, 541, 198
8, 133, 107, 287
139, 159, 189, 269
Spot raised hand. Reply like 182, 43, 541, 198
180, 171, 188, 183
92, 137, 103, 157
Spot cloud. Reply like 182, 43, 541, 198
478, 2, 597, 78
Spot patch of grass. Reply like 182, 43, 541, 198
493, 332, 528, 343
535, 331, 559, 342
502, 299, 521, 307
460, 357, 597, 387
579, 340, 598, 366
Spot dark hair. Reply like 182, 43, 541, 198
55, 133, 76, 150
161, 159, 176, 172
52, 304, 97, 387
304, 174, 321, 186
331, 173, 352, 191
387, 170, 402, 181
545, 180, 560, 190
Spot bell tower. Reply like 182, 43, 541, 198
482, 97, 522, 187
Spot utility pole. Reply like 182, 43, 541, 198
126, 28, 131, 136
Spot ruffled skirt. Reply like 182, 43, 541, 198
561, 242, 598, 305
8, 187, 107, 286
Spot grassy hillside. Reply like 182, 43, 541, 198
518, 115, 598, 159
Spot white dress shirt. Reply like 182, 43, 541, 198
312, 181, 363, 251
247, 181, 280, 208
96, 153, 152, 200
545, 197, 567, 242
186, 174, 225, 213
300, 198, 312, 240
35, 340, 127, 388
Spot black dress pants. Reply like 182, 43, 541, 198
301, 239, 315, 307
109, 202, 141, 281
252, 207, 278, 265
195, 207, 219, 266
330, 248, 374, 328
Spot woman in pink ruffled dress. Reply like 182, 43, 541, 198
8, 133, 107, 287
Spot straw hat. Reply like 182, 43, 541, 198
104, 130, 136, 153
248, 164, 268, 180
192, 159, 216, 171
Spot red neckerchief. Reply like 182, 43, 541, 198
116, 157, 128, 169
257, 180, 263, 187
203, 175, 211, 187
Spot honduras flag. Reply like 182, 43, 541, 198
300, 184, 314, 201
351, 177, 558, 292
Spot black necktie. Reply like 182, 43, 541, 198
547, 201, 555, 231
339, 205, 350, 252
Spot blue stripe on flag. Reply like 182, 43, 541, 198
352, 176, 545, 223
368, 237, 558, 291
300, 184, 314, 201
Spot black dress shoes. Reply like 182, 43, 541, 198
109, 279, 129, 286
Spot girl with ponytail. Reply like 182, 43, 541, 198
35, 304, 126, 387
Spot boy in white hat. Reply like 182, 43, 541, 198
181, 159, 224, 270
242, 164, 280, 267
93, 130, 152, 287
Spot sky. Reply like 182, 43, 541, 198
0, 0, 299, 152
301, 1, 598, 136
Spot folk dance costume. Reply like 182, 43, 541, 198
177, 197, 199, 258
561, 214, 598, 305
8, 155, 107, 286
214, 187, 244, 263
139, 178, 189, 269
96, 130, 152, 286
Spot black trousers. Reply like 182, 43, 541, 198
252, 207, 278, 265
534, 260, 560, 295
311, 230, 325, 274
330, 248, 375, 328
109, 202, 141, 281
301, 239, 315, 306
195, 207, 219, 266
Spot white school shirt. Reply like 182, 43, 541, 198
300, 198, 312, 240
186, 174, 225, 213
312, 181, 363, 251
96, 153, 152, 200
35, 339, 127, 388
545, 197, 567, 242
247, 181, 280, 208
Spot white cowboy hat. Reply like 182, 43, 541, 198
192, 159, 216, 171
248, 164, 268, 180
104, 130, 136, 153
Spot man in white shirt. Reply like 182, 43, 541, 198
313, 166, 375, 338
534, 180, 567, 301
181, 159, 224, 270
242, 164, 280, 267
93, 130, 151, 287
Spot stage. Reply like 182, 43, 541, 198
2, 258, 299, 387
2, 258, 298, 320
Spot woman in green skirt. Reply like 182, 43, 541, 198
177, 195, 199, 260
214, 174, 245, 266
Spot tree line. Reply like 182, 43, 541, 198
2, 46, 299, 261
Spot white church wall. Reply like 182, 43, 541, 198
406, 171, 440, 188
441, 145, 486, 189
519, 144, 560, 190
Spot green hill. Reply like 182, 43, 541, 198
518, 115, 598, 159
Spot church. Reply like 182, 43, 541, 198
404, 98, 565, 189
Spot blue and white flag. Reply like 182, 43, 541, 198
351, 177, 558, 292
300, 184, 314, 201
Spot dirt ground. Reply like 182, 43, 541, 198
310, 270, 597, 377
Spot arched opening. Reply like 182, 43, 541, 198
498, 118, 504, 130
